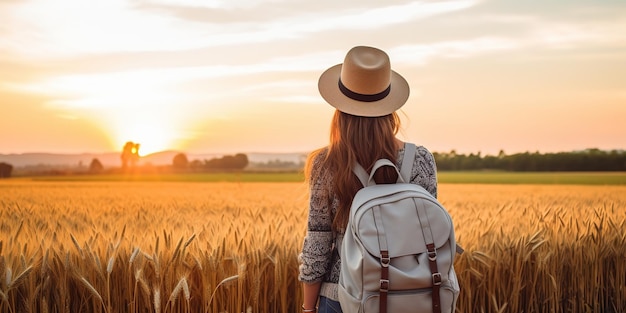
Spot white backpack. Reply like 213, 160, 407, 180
338, 143, 462, 313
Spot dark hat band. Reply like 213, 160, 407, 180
338, 79, 391, 103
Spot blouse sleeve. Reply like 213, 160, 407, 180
410, 146, 438, 199
298, 153, 334, 283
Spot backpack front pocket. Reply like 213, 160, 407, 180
361, 287, 456, 313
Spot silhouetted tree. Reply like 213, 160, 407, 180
172, 153, 189, 169
233, 153, 249, 169
89, 158, 104, 173
0, 162, 13, 178
121, 141, 140, 170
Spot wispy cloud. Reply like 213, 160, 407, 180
0, 0, 480, 58
1, 0, 213, 57
391, 37, 520, 66
528, 19, 626, 49
141, 0, 285, 10
265, 0, 479, 33
2, 53, 322, 111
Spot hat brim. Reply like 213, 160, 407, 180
318, 64, 410, 117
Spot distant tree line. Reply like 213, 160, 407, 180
173, 153, 249, 170
3, 148, 624, 178
249, 159, 304, 170
434, 149, 626, 171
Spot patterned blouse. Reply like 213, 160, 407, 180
298, 143, 438, 301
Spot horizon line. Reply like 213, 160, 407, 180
1, 147, 625, 157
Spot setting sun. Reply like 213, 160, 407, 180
13, 68, 206, 155
112, 123, 180, 156
96, 102, 192, 155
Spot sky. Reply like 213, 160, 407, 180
1, 0, 625, 156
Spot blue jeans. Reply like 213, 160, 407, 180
318, 296, 343, 313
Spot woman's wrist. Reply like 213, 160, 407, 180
301, 304, 317, 312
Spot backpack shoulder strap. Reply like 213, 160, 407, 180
399, 143, 417, 183
354, 143, 416, 187
353, 163, 369, 187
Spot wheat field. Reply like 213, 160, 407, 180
0, 181, 625, 313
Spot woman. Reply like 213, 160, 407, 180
298, 46, 438, 313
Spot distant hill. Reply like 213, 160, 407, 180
0, 152, 121, 168
0, 151, 307, 168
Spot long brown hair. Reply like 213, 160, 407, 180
305, 110, 401, 231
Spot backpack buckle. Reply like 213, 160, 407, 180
428, 250, 437, 261
427, 243, 437, 261
432, 273, 442, 286
380, 279, 389, 292
381, 251, 390, 268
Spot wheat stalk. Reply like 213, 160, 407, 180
4, 267, 11, 289
70, 233, 84, 258
153, 288, 161, 313
7, 265, 32, 290
0, 289, 7, 304
78, 276, 104, 307
208, 275, 239, 308
181, 234, 196, 258
182, 278, 190, 302
171, 237, 184, 263
106, 256, 115, 274
168, 276, 189, 310
11, 220, 24, 245
184, 234, 196, 249
106, 255, 115, 311
134, 269, 150, 300
129, 247, 141, 265
114, 224, 127, 250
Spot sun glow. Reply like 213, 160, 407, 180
9, 69, 204, 155
111, 121, 181, 156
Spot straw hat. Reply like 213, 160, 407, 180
318, 46, 410, 117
